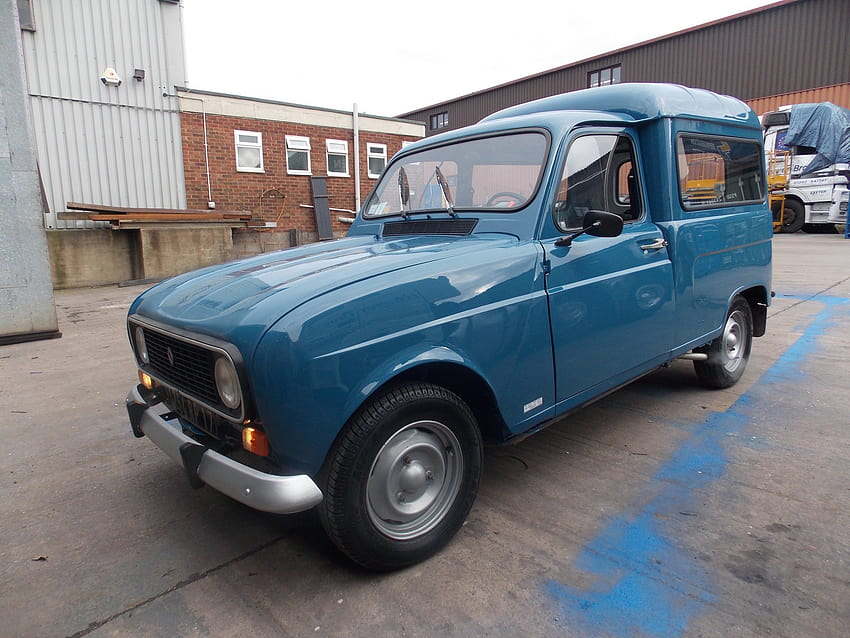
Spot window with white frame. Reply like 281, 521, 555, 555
235, 130, 264, 172
367, 143, 387, 179
286, 135, 311, 174
326, 139, 349, 177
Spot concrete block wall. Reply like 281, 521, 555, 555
47, 227, 236, 289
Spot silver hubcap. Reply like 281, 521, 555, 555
720, 310, 746, 372
367, 420, 463, 540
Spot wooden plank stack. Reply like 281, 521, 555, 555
61, 202, 254, 229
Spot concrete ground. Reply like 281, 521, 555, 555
1, 233, 848, 638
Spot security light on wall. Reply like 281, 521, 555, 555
100, 67, 122, 87
133, 69, 145, 82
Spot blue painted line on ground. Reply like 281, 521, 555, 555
545, 295, 848, 637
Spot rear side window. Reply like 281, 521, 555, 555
677, 135, 764, 209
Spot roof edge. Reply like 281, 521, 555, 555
176, 87, 425, 126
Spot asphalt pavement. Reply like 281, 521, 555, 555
1, 232, 848, 638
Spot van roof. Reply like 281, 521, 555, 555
481, 83, 759, 129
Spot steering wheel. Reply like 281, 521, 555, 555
485, 192, 523, 208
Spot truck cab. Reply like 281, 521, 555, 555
763, 104, 850, 233
126, 83, 772, 570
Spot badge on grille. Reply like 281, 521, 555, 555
167, 347, 175, 366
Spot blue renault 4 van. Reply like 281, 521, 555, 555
126, 83, 772, 570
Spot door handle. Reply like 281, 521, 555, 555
639, 238, 668, 251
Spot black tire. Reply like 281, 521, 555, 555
773, 199, 805, 233
694, 297, 753, 389
319, 382, 483, 571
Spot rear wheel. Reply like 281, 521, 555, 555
319, 382, 482, 571
694, 297, 753, 389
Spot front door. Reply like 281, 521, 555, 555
542, 132, 676, 408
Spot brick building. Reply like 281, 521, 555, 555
177, 89, 424, 256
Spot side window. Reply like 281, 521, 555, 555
677, 135, 764, 209
554, 134, 641, 231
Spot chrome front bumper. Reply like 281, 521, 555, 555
126, 385, 322, 514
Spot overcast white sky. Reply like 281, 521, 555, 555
182, 0, 778, 117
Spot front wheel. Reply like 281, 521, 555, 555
694, 297, 753, 389
319, 382, 482, 570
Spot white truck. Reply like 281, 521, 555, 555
763, 103, 850, 234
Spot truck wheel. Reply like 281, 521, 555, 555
775, 199, 805, 233
319, 382, 482, 570
694, 297, 752, 389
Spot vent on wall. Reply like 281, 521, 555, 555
382, 219, 478, 237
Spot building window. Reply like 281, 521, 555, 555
286, 135, 311, 175
430, 112, 449, 130
367, 143, 387, 179
326, 139, 349, 177
235, 130, 264, 172
588, 64, 621, 88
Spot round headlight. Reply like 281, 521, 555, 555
214, 357, 241, 409
135, 327, 149, 364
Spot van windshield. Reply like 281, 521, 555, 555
363, 131, 548, 218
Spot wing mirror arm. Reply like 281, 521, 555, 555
555, 222, 600, 247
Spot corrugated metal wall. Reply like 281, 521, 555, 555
404, 0, 850, 135
21, 0, 187, 228
747, 82, 850, 115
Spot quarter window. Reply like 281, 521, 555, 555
367, 143, 387, 179
554, 134, 641, 231
286, 135, 311, 175
326, 139, 349, 177
677, 135, 764, 209
235, 130, 263, 172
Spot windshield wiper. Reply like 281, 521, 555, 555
397, 167, 410, 219
434, 165, 457, 217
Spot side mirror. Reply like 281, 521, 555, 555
584, 210, 624, 238
555, 210, 624, 247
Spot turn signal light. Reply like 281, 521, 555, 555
138, 370, 154, 389
242, 427, 270, 457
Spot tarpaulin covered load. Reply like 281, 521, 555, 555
785, 102, 850, 175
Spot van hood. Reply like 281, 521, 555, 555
129, 234, 516, 350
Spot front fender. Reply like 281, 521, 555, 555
249, 241, 553, 475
